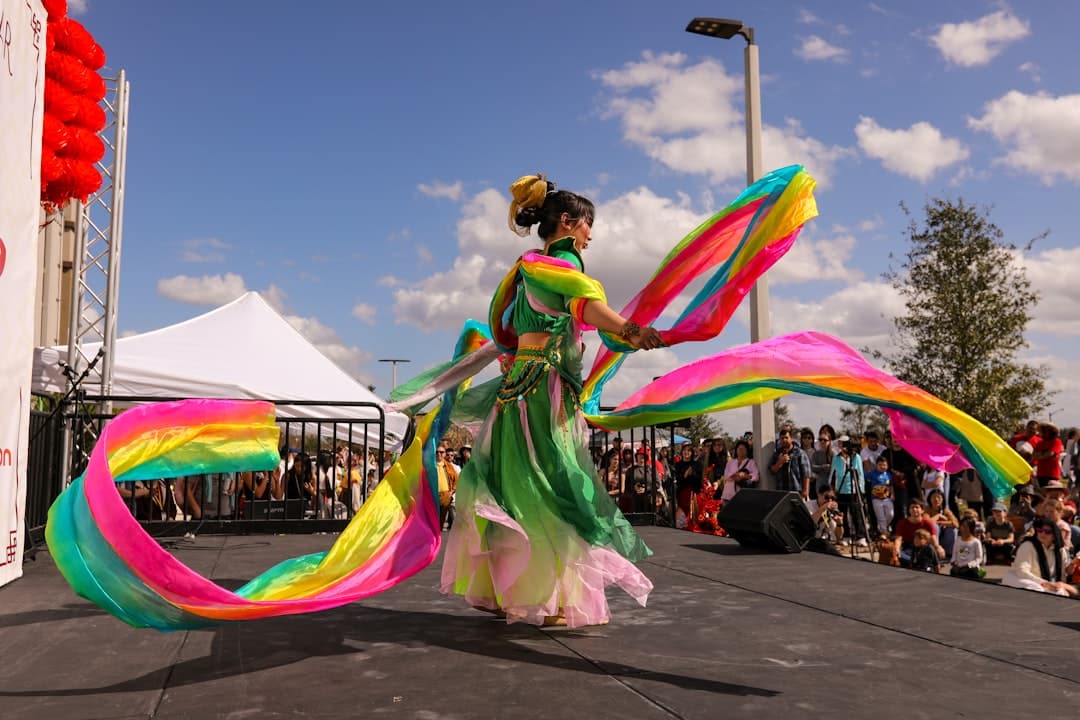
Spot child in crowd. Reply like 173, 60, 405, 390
950, 517, 986, 579
984, 503, 1016, 563
866, 456, 894, 538
910, 529, 938, 573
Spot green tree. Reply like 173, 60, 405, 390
773, 400, 793, 429
838, 403, 889, 438
687, 414, 720, 443
878, 199, 1050, 435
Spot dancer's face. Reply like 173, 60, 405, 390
559, 213, 592, 252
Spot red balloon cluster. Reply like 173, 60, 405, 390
40, 0, 108, 211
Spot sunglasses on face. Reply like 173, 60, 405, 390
1036, 527, 1055, 535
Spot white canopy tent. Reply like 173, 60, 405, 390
31, 292, 410, 448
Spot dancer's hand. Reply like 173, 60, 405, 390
630, 326, 664, 350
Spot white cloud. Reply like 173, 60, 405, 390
67, 0, 88, 15
858, 215, 884, 232
351, 302, 377, 325
157, 273, 247, 305
855, 116, 969, 182
416, 244, 433, 264
417, 180, 464, 201
968, 91, 1080, 184
596, 52, 850, 186
180, 237, 230, 263
798, 9, 821, 25
772, 280, 904, 356
377, 275, 403, 287
1017, 247, 1080, 335
930, 11, 1030, 67
770, 231, 861, 285
1018, 61, 1041, 83
795, 36, 849, 63
283, 313, 372, 378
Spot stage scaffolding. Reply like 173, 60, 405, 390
62, 70, 130, 478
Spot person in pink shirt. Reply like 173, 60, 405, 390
721, 439, 758, 502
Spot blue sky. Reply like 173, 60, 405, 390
76, 1, 1080, 433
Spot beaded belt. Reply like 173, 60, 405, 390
496, 345, 551, 403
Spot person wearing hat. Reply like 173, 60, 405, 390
984, 502, 1016, 564
1009, 484, 1038, 523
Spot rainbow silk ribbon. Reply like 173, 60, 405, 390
47, 400, 444, 629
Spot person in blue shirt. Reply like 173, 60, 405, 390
830, 437, 867, 547
866, 456, 895, 539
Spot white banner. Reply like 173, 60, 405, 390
0, 0, 46, 587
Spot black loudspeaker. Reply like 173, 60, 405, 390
717, 489, 815, 553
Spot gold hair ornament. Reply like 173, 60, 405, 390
508, 173, 552, 237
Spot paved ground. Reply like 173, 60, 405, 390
1, 527, 1078, 719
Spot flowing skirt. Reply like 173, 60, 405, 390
440, 344, 653, 627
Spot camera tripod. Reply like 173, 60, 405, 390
838, 456, 876, 562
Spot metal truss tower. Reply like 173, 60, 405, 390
65, 70, 130, 401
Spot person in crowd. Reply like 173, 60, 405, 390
1042, 479, 1073, 511
908, 529, 940, 573
1002, 517, 1078, 596
656, 445, 672, 481
984, 503, 1016, 564
921, 465, 947, 507
949, 517, 985, 579
1012, 419, 1042, 453
316, 453, 337, 518
458, 445, 472, 467
202, 472, 234, 519
435, 443, 459, 531
859, 430, 886, 475
1010, 484, 1038, 523
830, 437, 867, 548
895, 499, 945, 569
721, 439, 759, 503
173, 475, 203, 521
1032, 422, 1064, 489
283, 452, 315, 518
441, 174, 663, 627
866, 456, 894, 540
700, 438, 728, 490
769, 428, 813, 500
882, 431, 918, 515
806, 484, 844, 546
799, 427, 816, 462
810, 425, 835, 492
602, 436, 624, 470
1063, 428, 1079, 486
926, 488, 959, 558
602, 452, 625, 507
953, 468, 986, 519
674, 443, 702, 519
1036, 497, 1072, 553
628, 448, 656, 513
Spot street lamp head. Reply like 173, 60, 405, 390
686, 17, 753, 44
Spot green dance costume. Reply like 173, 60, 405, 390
440, 237, 653, 627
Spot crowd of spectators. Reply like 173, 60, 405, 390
799, 419, 1080, 598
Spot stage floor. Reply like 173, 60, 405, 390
1, 528, 1078, 719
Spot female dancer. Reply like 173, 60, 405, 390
440, 174, 663, 628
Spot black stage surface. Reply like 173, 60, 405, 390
2, 527, 1078, 719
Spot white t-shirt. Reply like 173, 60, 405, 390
860, 444, 885, 469
951, 536, 984, 569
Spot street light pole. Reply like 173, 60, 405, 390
378, 358, 411, 391
686, 17, 774, 482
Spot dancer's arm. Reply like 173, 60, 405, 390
581, 299, 663, 350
